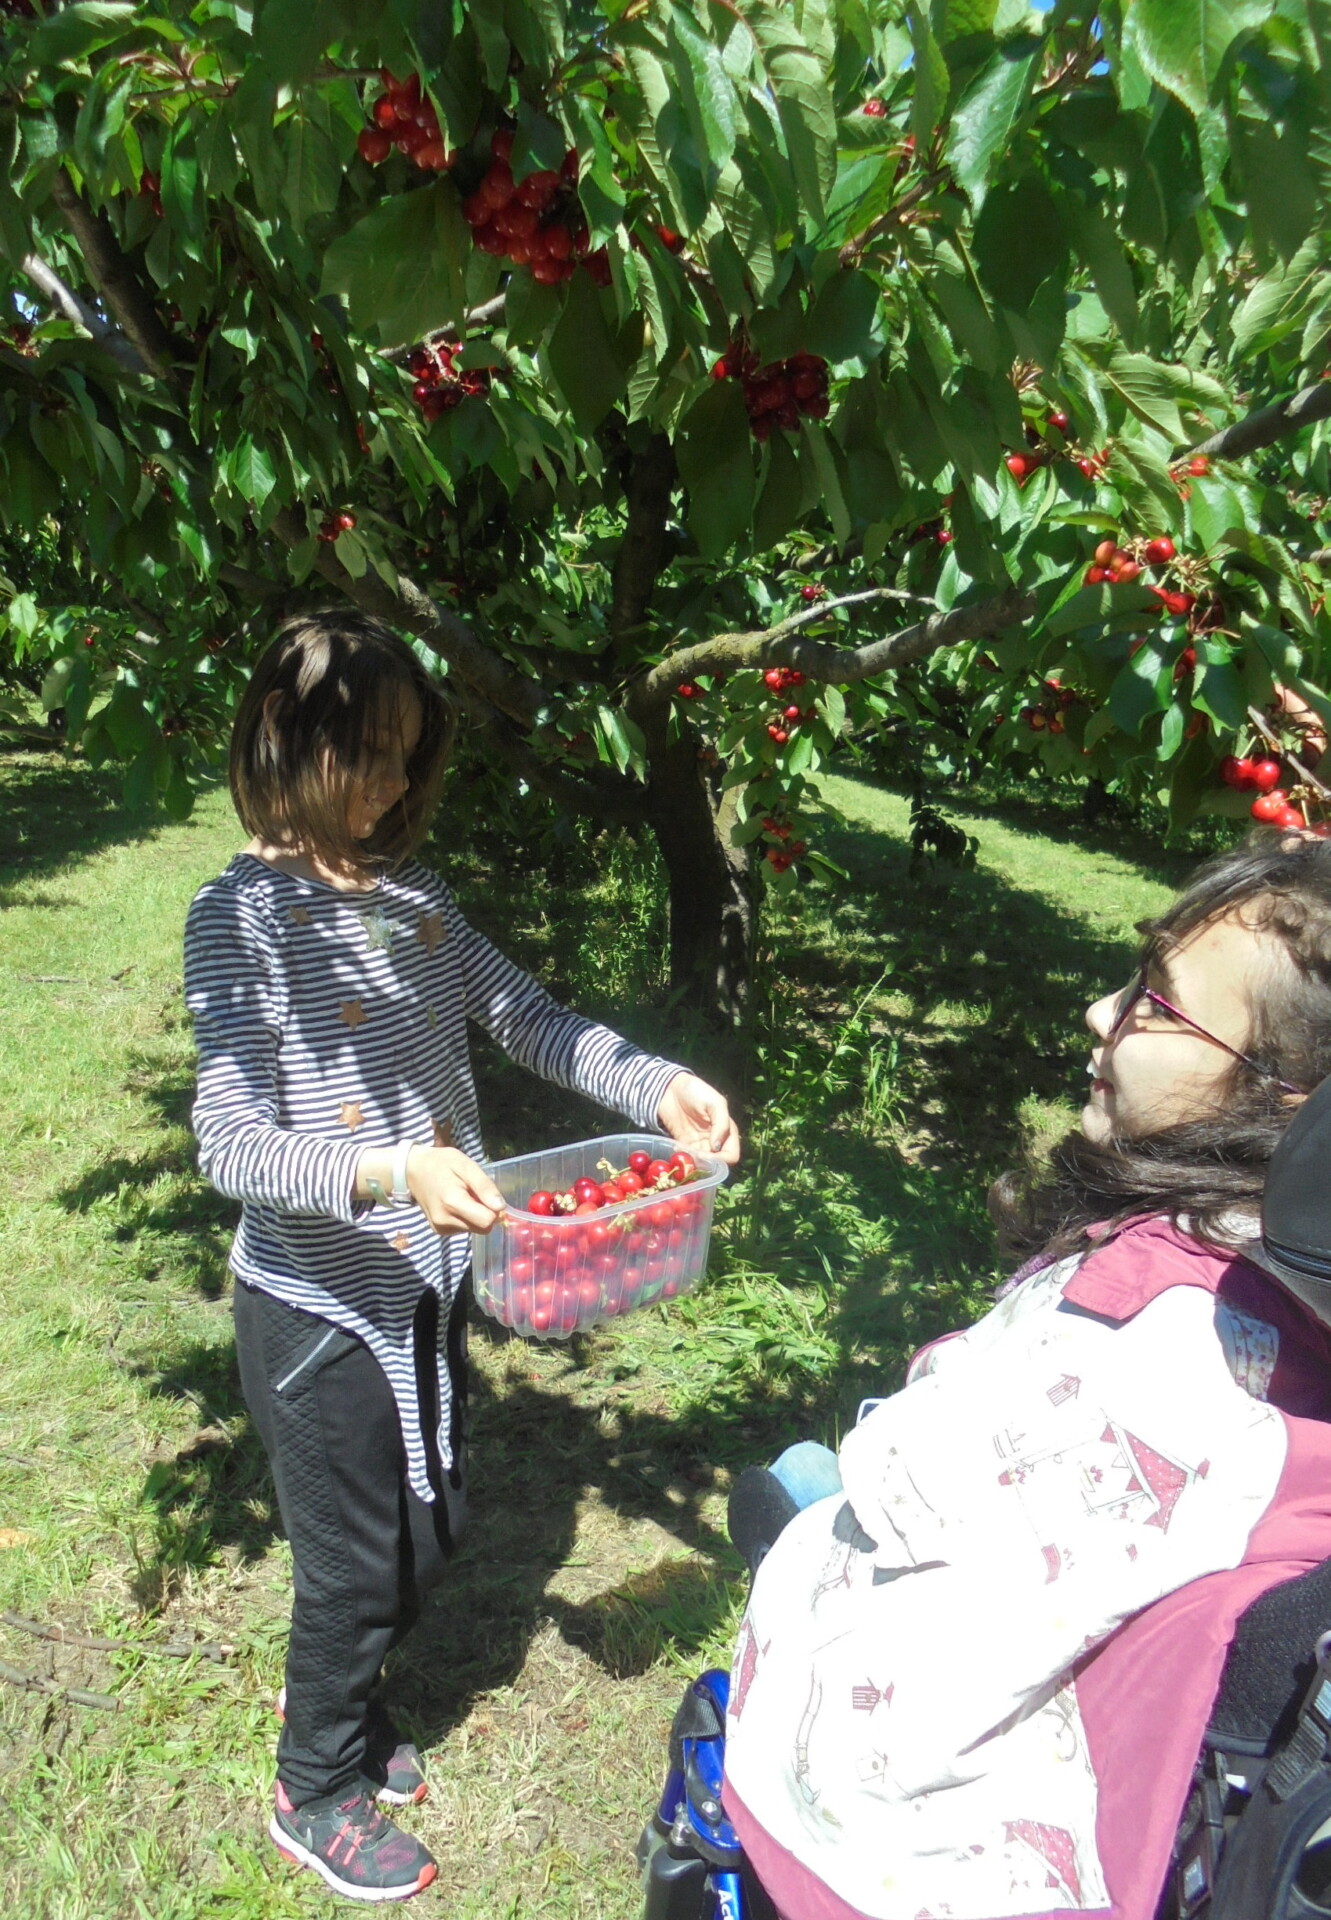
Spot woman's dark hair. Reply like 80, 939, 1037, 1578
229, 609, 452, 872
990, 832, 1331, 1262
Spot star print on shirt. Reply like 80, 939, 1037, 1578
391, 1231, 411, 1253
339, 1000, 367, 1030
426, 1005, 438, 1030
417, 911, 445, 956
289, 905, 312, 926
359, 905, 396, 952
433, 1119, 453, 1149
339, 1101, 365, 1132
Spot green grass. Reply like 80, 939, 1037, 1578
0, 747, 1191, 1917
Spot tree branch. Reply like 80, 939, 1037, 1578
463, 696, 648, 827
1186, 380, 1331, 463
18, 250, 144, 372
628, 585, 1031, 715
610, 432, 676, 656
382, 294, 510, 362
271, 508, 546, 729
47, 170, 182, 388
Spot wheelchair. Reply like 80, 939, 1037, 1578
638, 1521, 1331, 1919
639, 1082, 1331, 1919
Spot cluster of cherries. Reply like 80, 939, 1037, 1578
481, 1149, 708, 1336
1005, 411, 1110, 486
710, 344, 831, 442
1085, 530, 1198, 638
405, 339, 490, 421
460, 132, 588, 286
1219, 755, 1311, 828
761, 664, 810, 747
316, 510, 357, 543
1020, 677, 1077, 735
358, 72, 452, 171
138, 169, 165, 220
762, 816, 807, 874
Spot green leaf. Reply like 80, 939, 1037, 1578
754, 432, 805, 549
803, 270, 884, 366
750, 12, 837, 224
1109, 640, 1172, 735
546, 273, 629, 433
1099, 351, 1184, 443
907, 5, 950, 151
1069, 202, 1139, 344
676, 382, 755, 557
1123, 0, 1270, 115
284, 111, 343, 232
1193, 652, 1247, 730
667, 3, 739, 175
1232, 118, 1320, 264
973, 177, 1067, 312
321, 185, 467, 345
229, 439, 277, 509
26, 1, 139, 64
947, 37, 1041, 210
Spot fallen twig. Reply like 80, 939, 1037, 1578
0, 1658, 120, 1711
1, 1611, 235, 1663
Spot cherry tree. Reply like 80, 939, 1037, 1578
2, 0, 1331, 1019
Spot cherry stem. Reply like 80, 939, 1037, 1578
1246, 703, 1331, 801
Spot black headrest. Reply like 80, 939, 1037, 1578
1262, 1074, 1331, 1328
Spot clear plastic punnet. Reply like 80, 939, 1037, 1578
471, 1133, 729, 1340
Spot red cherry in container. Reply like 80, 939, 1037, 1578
646, 1158, 672, 1183
1249, 758, 1282, 795
599, 1178, 624, 1203
1251, 791, 1290, 823
528, 1190, 556, 1215
667, 1150, 697, 1180
573, 1176, 604, 1205
618, 1170, 645, 1196
628, 1150, 652, 1176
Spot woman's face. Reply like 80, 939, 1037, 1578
345, 690, 423, 840
1082, 911, 1285, 1142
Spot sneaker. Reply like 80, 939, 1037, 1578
270, 1780, 437, 1902
275, 1689, 428, 1808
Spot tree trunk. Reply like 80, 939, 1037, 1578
641, 712, 757, 1028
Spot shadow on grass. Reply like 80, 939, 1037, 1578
0, 751, 189, 903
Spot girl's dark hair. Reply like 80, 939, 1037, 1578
229, 609, 453, 872
990, 833, 1331, 1262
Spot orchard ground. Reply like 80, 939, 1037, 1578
0, 745, 1192, 1919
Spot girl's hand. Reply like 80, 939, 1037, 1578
407, 1147, 506, 1235
657, 1073, 741, 1165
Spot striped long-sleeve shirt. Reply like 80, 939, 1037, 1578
184, 853, 683, 1499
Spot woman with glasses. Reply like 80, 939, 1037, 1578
719, 833, 1331, 1920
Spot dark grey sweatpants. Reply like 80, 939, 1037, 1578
233, 1278, 468, 1806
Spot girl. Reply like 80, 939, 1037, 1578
184, 609, 739, 1903
721, 834, 1331, 1920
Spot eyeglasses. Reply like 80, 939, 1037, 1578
1109, 967, 1304, 1095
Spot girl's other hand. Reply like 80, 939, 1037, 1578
658, 1073, 741, 1165
408, 1147, 506, 1235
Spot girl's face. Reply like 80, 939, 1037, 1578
345, 691, 423, 841
1082, 910, 1285, 1142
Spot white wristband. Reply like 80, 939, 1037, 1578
390, 1138, 416, 1206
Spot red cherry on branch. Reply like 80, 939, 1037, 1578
1144, 536, 1176, 565
862, 98, 888, 116
1249, 758, 1282, 794
1188, 456, 1210, 476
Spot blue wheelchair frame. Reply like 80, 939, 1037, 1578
637, 1668, 752, 1920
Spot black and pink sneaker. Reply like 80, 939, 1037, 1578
270, 1780, 437, 1902
274, 1688, 428, 1807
